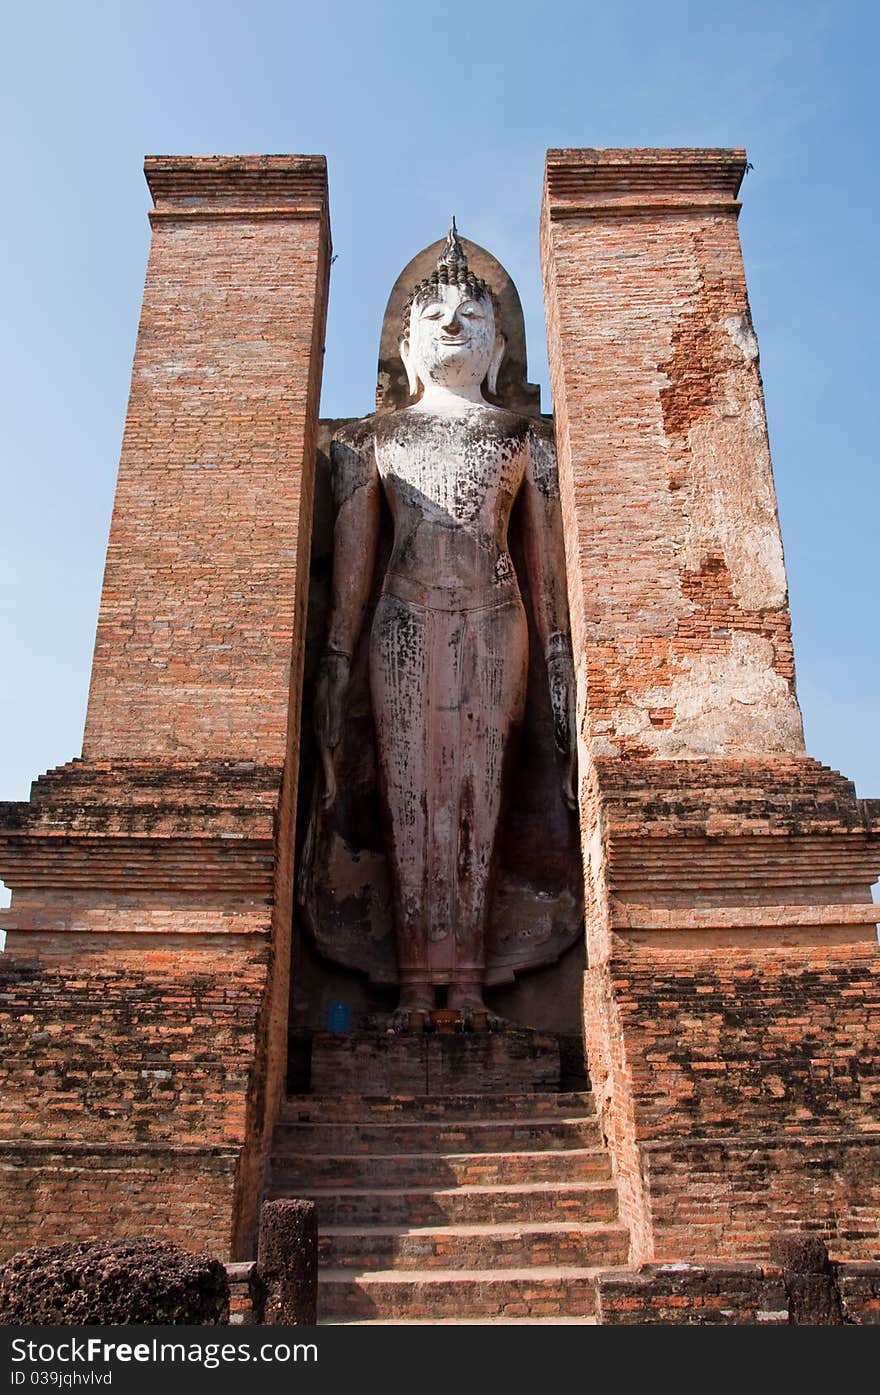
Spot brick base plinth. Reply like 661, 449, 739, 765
638, 1128, 880, 1263
539, 145, 880, 1273
0, 759, 293, 1261
596, 1263, 788, 1325
0, 1145, 239, 1263
0, 155, 330, 1265
596, 1260, 880, 1324
308, 1029, 561, 1096
581, 757, 880, 1264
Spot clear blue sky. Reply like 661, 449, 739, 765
1, 0, 877, 847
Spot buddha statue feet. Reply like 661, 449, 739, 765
389, 986, 434, 1032
447, 986, 503, 1032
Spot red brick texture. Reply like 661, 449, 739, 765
0, 1146, 239, 1260
541, 150, 880, 1268
0, 938, 267, 1148
837, 1263, 880, 1323
84, 156, 329, 763
596, 1260, 880, 1324
578, 759, 880, 1264
585, 945, 880, 1262
0, 760, 282, 1261
596, 1263, 788, 1324
541, 149, 803, 761
576, 754, 879, 1269
0, 157, 330, 1262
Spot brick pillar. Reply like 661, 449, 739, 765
0, 157, 330, 1261
541, 147, 803, 761
541, 149, 880, 1265
85, 155, 328, 760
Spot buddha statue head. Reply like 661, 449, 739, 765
399, 219, 506, 404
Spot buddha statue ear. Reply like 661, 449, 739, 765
399, 334, 421, 399
487, 331, 506, 396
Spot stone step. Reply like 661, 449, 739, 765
270, 1146, 612, 1190
272, 1115, 600, 1155
318, 1266, 602, 1320
322, 1317, 599, 1325
279, 1091, 593, 1123
267, 1180, 618, 1226
318, 1221, 629, 1270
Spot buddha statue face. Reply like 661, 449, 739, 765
400, 282, 505, 401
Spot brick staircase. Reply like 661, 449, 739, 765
267, 1077, 629, 1322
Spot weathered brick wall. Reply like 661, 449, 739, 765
602, 945, 880, 1139
642, 1137, 880, 1261
0, 941, 269, 1148
542, 150, 880, 1268
0, 806, 274, 1265
0, 756, 293, 1259
0, 1147, 238, 1261
596, 1260, 880, 1324
0, 156, 330, 1263
0, 761, 280, 897
541, 149, 803, 760
583, 762, 880, 1264
585, 938, 880, 1263
596, 1263, 788, 1325
84, 156, 329, 763
598, 756, 873, 841
837, 1264, 880, 1323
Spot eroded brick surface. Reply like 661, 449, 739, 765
84, 157, 329, 763
0, 943, 269, 1146
0, 149, 876, 1310
0, 156, 330, 1263
541, 148, 802, 760
596, 1260, 880, 1325
596, 1263, 788, 1325
541, 150, 880, 1271
0, 1148, 239, 1260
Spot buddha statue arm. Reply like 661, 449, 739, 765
314, 426, 381, 803
521, 421, 578, 811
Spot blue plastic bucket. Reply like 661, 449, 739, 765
326, 1001, 352, 1034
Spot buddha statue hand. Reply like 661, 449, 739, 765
314, 647, 352, 805
545, 632, 578, 812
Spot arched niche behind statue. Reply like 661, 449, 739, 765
376, 236, 542, 416
293, 234, 584, 1034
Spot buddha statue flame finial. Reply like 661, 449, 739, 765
438, 216, 466, 272
402, 219, 496, 331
